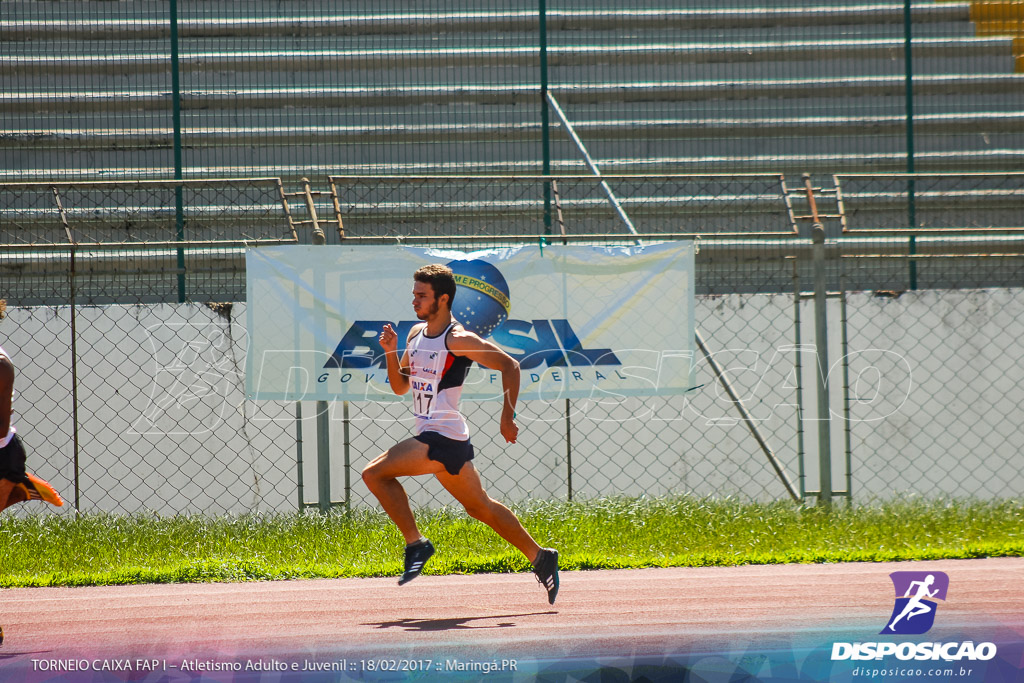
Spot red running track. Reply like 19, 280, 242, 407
1, 557, 1021, 681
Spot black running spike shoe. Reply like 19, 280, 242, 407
398, 539, 435, 586
532, 548, 559, 605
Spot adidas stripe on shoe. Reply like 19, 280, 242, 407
532, 548, 559, 605
25, 473, 63, 507
398, 539, 435, 586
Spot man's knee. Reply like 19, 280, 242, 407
361, 455, 388, 486
463, 498, 497, 523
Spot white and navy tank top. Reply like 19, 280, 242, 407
407, 322, 472, 441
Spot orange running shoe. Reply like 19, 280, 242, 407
24, 472, 63, 507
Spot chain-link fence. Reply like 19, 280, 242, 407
3, 2, 1023, 182
1, 179, 299, 514
1, 173, 1023, 514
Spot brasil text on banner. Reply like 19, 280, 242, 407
245, 243, 695, 403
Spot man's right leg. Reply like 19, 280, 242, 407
362, 437, 447, 585
362, 437, 445, 544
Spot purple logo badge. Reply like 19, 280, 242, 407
881, 571, 949, 635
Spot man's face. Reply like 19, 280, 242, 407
412, 280, 441, 320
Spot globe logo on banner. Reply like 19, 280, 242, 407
446, 259, 511, 339
881, 571, 949, 635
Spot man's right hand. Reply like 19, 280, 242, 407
379, 323, 399, 354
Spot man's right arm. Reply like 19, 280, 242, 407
379, 323, 411, 395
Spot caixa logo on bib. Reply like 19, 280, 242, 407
325, 258, 621, 372
831, 571, 998, 663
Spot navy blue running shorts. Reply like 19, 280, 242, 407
415, 431, 475, 476
0, 433, 29, 484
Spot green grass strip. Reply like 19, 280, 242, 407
1, 496, 1021, 588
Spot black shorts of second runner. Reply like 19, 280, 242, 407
0, 433, 29, 484
415, 431, 475, 476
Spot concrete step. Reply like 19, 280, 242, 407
3, 37, 1010, 75
0, 4, 971, 41
3, 112, 1022, 149
4, 74, 1023, 113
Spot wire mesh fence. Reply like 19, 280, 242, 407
1, 173, 1023, 515
3, 2, 1023, 182
3, 302, 299, 515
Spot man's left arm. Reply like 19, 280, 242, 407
448, 330, 519, 444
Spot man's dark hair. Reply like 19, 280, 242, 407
414, 264, 457, 307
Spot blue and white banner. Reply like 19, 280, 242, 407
245, 243, 695, 402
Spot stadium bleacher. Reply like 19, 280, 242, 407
2, 1, 1023, 181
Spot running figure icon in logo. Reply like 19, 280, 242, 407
881, 571, 949, 635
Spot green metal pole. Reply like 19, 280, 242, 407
840, 277, 853, 505
793, 262, 806, 500
295, 401, 304, 510
304, 178, 332, 513
317, 401, 330, 513
170, 0, 186, 302
539, 0, 552, 235
904, 0, 918, 290
812, 224, 832, 508
343, 400, 351, 512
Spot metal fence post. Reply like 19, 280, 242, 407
792, 260, 806, 499
316, 401, 330, 513
565, 400, 573, 501
539, 0, 552, 235
295, 402, 304, 511
840, 275, 853, 505
303, 178, 332, 513
812, 223, 833, 508
343, 400, 351, 512
802, 174, 834, 507
54, 187, 82, 512
904, 0, 918, 290
169, 0, 186, 303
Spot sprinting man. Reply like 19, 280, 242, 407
361, 264, 559, 604
0, 343, 64, 513
888, 574, 938, 631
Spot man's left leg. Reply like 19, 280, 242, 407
436, 464, 559, 604
435, 463, 540, 560
0, 434, 63, 512
0, 475, 63, 513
